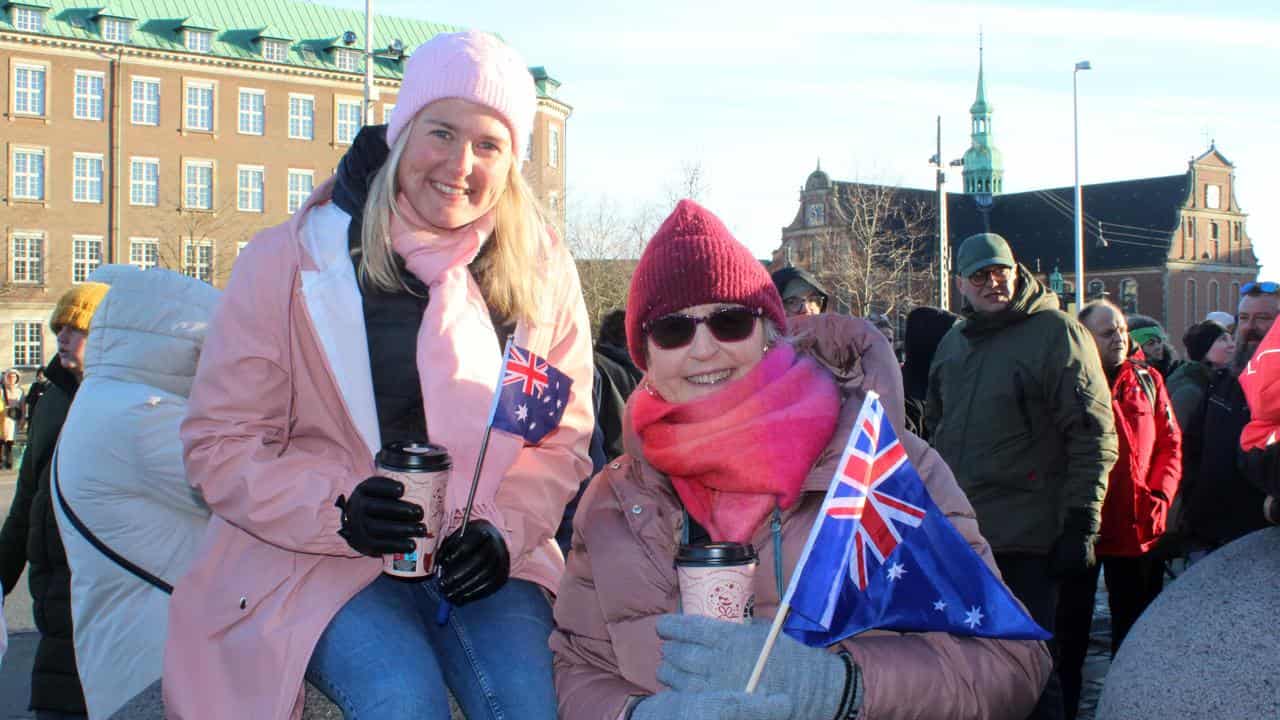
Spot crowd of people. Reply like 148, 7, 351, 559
0, 28, 1275, 720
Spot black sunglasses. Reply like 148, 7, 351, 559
1240, 281, 1279, 297
644, 307, 763, 350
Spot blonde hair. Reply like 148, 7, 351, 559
358, 125, 548, 324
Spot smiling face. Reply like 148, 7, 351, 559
1204, 332, 1236, 368
395, 98, 514, 231
645, 303, 767, 404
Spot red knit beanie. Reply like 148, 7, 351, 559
626, 199, 786, 370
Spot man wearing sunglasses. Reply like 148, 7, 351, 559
925, 232, 1117, 720
1179, 281, 1279, 554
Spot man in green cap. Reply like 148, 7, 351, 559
925, 232, 1117, 720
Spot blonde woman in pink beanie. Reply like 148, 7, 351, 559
163, 31, 593, 719
550, 200, 1050, 720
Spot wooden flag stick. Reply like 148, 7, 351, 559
745, 601, 791, 693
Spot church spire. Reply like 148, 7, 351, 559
962, 30, 1004, 197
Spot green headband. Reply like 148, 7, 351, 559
1129, 327, 1164, 346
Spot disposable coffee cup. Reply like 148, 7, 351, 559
675, 542, 758, 623
377, 441, 451, 578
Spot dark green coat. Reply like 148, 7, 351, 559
0, 357, 84, 713
925, 267, 1118, 554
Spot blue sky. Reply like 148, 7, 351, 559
346, 0, 1279, 272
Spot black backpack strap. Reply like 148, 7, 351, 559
52, 443, 173, 595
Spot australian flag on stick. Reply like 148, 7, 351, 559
488, 340, 573, 445
781, 391, 1049, 646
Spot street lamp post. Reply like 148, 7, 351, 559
1072, 60, 1091, 311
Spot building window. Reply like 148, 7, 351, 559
335, 99, 361, 144
523, 131, 533, 163
74, 71, 105, 120
237, 165, 264, 212
11, 148, 45, 201
1232, 282, 1241, 299
129, 238, 159, 270
236, 240, 249, 256
73, 153, 104, 203
288, 95, 314, 139
184, 29, 213, 53
11, 232, 43, 284
72, 236, 103, 283
1186, 279, 1197, 328
1210, 221, 1220, 240
184, 240, 214, 283
13, 63, 46, 115
1120, 278, 1138, 314
13, 322, 43, 368
101, 17, 130, 43
130, 157, 159, 206
1209, 280, 1220, 312
334, 49, 361, 72
1087, 279, 1105, 299
238, 89, 264, 135
11, 6, 43, 32
131, 77, 160, 125
548, 125, 560, 168
382, 104, 395, 124
287, 169, 314, 213
184, 160, 214, 210
1206, 184, 1221, 210
185, 81, 214, 131
262, 39, 288, 63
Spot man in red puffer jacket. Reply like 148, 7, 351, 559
1056, 299, 1182, 720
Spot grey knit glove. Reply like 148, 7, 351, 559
629, 690, 793, 720
656, 614, 857, 720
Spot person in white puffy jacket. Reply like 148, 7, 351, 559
52, 266, 219, 719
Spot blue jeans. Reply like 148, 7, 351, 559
306, 574, 557, 720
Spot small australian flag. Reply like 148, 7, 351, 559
488, 341, 573, 445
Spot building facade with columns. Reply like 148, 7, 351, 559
0, 0, 570, 372
773, 46, 1256, 356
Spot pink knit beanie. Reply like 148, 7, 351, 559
386, 31, 537, 160
626, 199, 787, 370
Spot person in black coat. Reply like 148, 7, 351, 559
900, 306, 958, 441
0, 282, 110, 719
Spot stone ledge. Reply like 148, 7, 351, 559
1095, 527, 1280, 719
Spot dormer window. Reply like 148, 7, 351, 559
11, 5, 43, 32
101, 17, 130, 43
334, 49, 361, 72
262, 39, 289, 63
185, 29, 212, 53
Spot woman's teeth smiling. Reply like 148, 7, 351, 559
432, 182, 468, 196
687, 369, 732, 385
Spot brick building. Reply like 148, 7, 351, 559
0, 0, 570, 372
772, 42, 1257, 355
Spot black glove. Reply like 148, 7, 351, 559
1243, 445, 1280, 499
335, 476, 425, 557
437, 520, 510, 606
1049, 507, 1098, 577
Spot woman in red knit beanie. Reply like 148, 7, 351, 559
550, 199, 1051, 720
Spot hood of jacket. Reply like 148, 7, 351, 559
332, 124, 389, 223
902, 306, 958, 400
960, 263, 1061, 338
83, 268, 221, 398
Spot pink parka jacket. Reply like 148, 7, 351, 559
550, 314, 1051, 720
163, 181, 594, 719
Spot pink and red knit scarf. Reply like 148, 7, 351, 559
629, 343, 840, 543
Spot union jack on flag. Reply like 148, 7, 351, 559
781, 392, 1049, 647
502, 345, 551, 397
829, 402, 928, 590
488, 340, 573, 445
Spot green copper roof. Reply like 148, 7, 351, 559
970, 46, 991, 115
94, 6, 137, 20
0, 0, 468, 81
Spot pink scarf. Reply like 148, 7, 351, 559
390, 194, 511, 526
629, 343, 841, 543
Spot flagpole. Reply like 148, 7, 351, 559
437, 337, 513, 625
745, 601, 791, 693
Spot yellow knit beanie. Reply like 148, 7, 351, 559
50, 282, 110, 333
